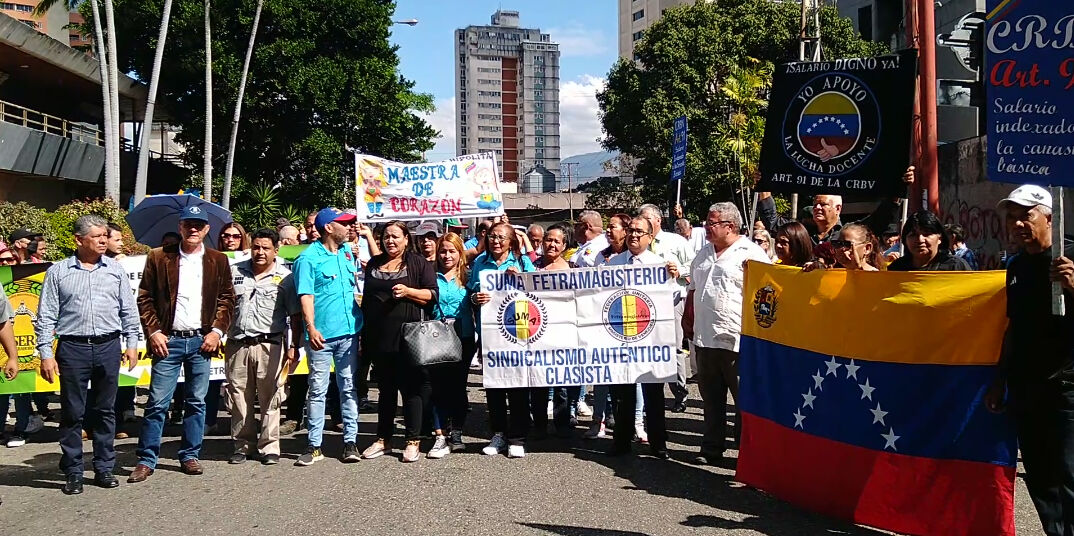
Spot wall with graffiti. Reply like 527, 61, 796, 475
935, 136, 1066, 270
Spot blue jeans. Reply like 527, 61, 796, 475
305, 335, 358, 448
136, 335, 211, 468
0, 393, 31, 434
592, 384, 610, 423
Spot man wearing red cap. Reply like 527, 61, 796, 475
291, 207, 364, 466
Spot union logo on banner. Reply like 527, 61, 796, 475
496, 292, 547, 346
602, 289, 656, 343
783, 74, 880, 177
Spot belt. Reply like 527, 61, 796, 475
237, 332, 284, 345
58, 332, 120, 345
170, 329, 207, 338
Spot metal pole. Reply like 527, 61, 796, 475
1053, 186, 1066, 316
918, 0, 939, 213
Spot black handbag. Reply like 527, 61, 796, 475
400, 304, 463, 367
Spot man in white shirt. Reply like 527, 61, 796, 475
605, 216, 680, 459
638, 203, 695, 412
571, 210, 609, 268
684, 202, 772, 466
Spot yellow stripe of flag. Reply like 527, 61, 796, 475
623, 295, 638, 337
515, 298, 530, 340
741, 262, 1007, 365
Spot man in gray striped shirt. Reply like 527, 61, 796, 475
36, 214, 141, 495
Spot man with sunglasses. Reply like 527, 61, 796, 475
684, 202, 771, 466
128, 205, 236, 483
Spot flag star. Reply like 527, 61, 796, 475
812, 370, 825, 391
859, 378, 875, 400
881, 427, 900, 450
802, 388, 817, 409
844, 359, 860, 380
807, 128, 813, 134
843, 129, 850, 135
793, 409, 806, 429
824, 356, 841, 376
870, 403, 888, 425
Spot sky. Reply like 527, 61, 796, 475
390, 0, 619, 161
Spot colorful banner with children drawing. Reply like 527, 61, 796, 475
354, 152, 505, 222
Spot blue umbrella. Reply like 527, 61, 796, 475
125, 194, 233, 249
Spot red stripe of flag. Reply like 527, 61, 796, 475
736, 413, 1015, 536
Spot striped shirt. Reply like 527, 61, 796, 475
35, 254, 141, 359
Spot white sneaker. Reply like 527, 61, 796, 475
546, 400, 553, 417
6, 434, 26, 447
427, 435, 450, 459
583, 422, 606, 439
482, 433, 506, 456
24, 414, 44, 435
576, 400, 593, 417
507, 443, 526, 458
634, 423, 649, 444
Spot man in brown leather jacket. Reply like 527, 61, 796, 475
128, 205, 235, 483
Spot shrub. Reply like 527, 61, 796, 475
0, 198, 147, 261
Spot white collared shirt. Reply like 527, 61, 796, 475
572, 234, 610, 268
688, 236, 772, 351
173, 245, 205, 331
650, 230, 695, 288
606, 248, 664, 266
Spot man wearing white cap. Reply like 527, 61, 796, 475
986, 184, 1074, 536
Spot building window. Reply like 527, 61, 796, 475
478, 91, 501, 97
478, 102, 502, 109
478, 137, 503, 143
633, 30, 644, 42
2, 2, 34, 12
534, 91, 543, 99
632, 9, 644, 21
857, 6, 873, 41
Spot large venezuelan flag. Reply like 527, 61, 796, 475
737, 263, 1017, 536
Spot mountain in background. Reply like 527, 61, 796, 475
557, 150, 620, 191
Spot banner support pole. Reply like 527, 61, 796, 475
1053, 186, 1066, 316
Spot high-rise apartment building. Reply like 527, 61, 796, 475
619, 0, 708, 60
1, 1, 69, 43
455, 10, 561, 189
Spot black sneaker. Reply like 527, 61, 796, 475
295, 446, 323, 466
342, 442, 360, 463
228, 452, 247, 464
261, 454, 280, 466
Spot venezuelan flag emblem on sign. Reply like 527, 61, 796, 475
736, 263, 1016, 536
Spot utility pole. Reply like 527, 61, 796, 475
562, 162, 579, 222
793, 0, 823, 218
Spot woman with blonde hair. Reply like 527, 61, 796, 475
426, 232, 476, 458
752, 229, 776, 261
807, 223, 886, 272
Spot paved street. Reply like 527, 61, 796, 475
0, 377, 1044, 536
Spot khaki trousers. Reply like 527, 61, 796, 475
224, 338, 286, 456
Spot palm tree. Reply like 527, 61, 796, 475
221, 0, 264, 210
34, 0, 119, 203
134, 0, 175, 205
202, 0, 213, 200
715, 59, 772, 219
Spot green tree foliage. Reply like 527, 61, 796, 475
99, 0, 436, 209
598, 0, 887, 222
0, 198, 145, 260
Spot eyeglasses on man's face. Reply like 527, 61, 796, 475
705, 220, 734, 228
626, 228, 650, 236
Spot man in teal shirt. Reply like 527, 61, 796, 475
291, 207, 363, 466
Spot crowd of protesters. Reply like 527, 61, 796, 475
3, 178, 1073, 536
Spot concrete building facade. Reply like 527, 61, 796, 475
619, 0, 717, 60
455, 10, 561, 189
1, 0, 67, 43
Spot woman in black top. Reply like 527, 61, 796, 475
359, 221, 438, 462
888, 211, 970, 272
